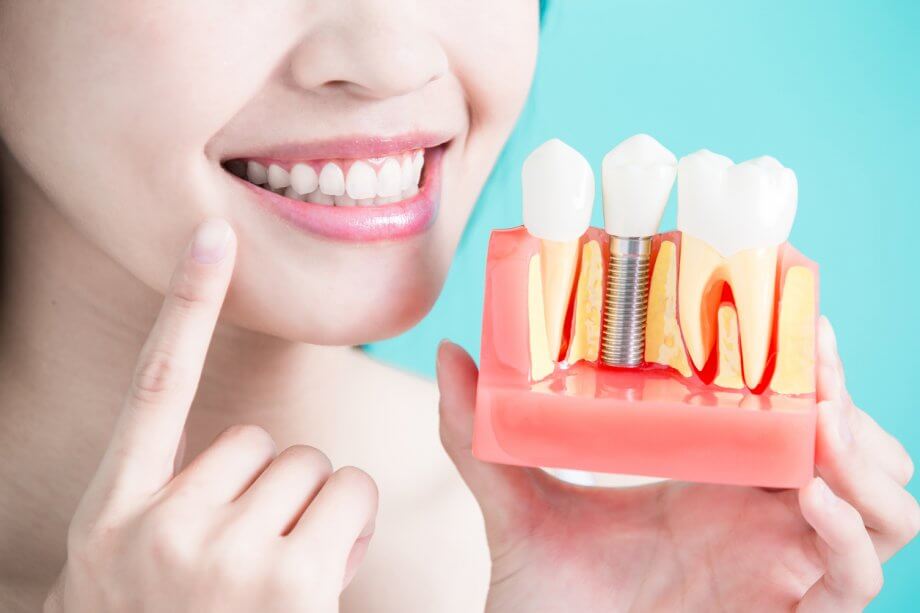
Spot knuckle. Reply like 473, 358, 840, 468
277, 445, 333, 475
863, 566, 884, 600
331, 466, 378, 507
269, 554, 316, 595
209, 537, 260, 585
902, 454, 915, 484
143, 515, 194, 567
218, 424, 276, 456
130, 349, 183, 404
906, 498, 920, 542
168, 267, 214, 312
67, 519, 117, 565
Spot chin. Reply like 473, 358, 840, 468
220, 239, 448, 346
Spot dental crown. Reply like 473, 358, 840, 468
601, 134, 677, 237
522, 139, 595, 242
677, 150, 798, 257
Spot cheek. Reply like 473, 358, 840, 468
0, 1, 305, 290
436, 1, 539, 126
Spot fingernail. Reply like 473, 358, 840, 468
838, 406, 853, 446
191, 219, 232, 263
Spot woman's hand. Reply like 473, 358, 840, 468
437, 318, 918, 612
45, 220, 377, 613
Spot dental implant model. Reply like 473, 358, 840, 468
521, 139, 595, 365
599, 135, 677, 368
473, 135, 819, 489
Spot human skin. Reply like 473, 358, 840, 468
0, 2, 915, 613
437, 317, 920, 611
0, 1, 537, 611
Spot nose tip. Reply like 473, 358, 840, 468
290, 26, 448, 100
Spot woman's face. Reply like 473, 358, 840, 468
0, 1, 538, 344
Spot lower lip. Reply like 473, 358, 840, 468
235, 147, 442, 242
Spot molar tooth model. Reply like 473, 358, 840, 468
473, 136, 818, 488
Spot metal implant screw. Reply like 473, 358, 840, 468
601, 236, 652, 368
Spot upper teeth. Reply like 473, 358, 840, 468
241, 150, 425, 206
676, 149, 799, 389
601, 134, 677, 238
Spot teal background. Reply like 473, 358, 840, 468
368, 1, 919, 607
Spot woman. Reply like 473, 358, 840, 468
0, 1, 916, 611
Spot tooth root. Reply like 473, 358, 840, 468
677, 235, 725, 371
539, 239, 580, 360
528, 254, 555, 381
714, 303, 745, 389
727, 246, 778, 389
678, 235, 780, 387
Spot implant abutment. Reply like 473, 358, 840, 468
600, 235, 652, 368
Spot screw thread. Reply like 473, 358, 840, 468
601, 236, 652, 368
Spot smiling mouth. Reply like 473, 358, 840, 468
222, 138, 446, 242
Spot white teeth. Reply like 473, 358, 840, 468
521, 138, 595, 242
247, 161, 268, 185
412, 151, 424, 185
242, 149, 426, 205
283, 186, 303, 201
377, 158, 402, 197
601, 134, 676, 237
345, 160, 378, 199
305, 189, 334, 205
290, 163, 319, 195
401, 155, 414, 191
677, 150, 797, 257
267, 164, 290, 190
319, 163, 346, 196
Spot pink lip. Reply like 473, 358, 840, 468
226, 133, 451, 163
232, 144, 443, 242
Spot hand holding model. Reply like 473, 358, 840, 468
438, 320, 918, 612
44, 220, 377, 613
438, 135, 919, 611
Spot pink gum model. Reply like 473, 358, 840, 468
473, 226, 819, 488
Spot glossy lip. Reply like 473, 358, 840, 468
226, 137, 446, 243
224, 132, 450, 164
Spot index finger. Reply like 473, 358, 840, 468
92, 218, 236, 506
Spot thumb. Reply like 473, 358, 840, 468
436, 340, 544, 542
